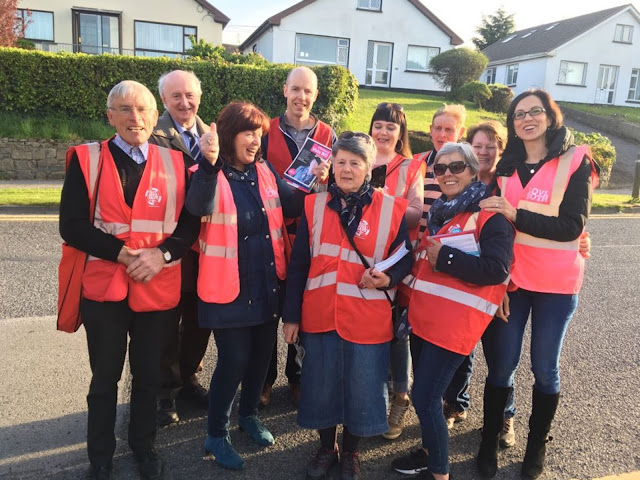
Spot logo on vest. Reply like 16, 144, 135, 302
145, 187, 162, 207
265, 187, 278, 198
526, 188, 550, 203
355, 220, 370, 239
447, 224, 462, 234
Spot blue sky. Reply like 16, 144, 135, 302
214, 0, 640, 45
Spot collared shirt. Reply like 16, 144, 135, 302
282, 113, 317, 150
113, 134, 149, 165
175, 121, 199, 151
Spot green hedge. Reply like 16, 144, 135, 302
0, 48, 358, 127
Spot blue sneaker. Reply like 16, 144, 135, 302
238, 415, 274, 446
204, 435, 244, 470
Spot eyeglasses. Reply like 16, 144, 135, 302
338, 131, 373, 143
513, 106, 546, 120
433, 160, 469, 176
293, 338, 305, 369
108, 106, 156, 115
377, 102, 404, 112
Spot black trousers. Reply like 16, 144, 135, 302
265, 337, 300, 386
82, 298, 174, 467
159, 250, 211, 399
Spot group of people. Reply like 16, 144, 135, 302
59, 65, 599, 480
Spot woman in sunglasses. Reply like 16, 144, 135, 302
283, 132, 413, 480
477, 89, 599, 479
368, 102, 424, 441
393, 142, 515, 480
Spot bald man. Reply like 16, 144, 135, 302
260, 66, 336, 407
150, 70, 211, 427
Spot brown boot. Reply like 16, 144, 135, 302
259, 384, 272, 407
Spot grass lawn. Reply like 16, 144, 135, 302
343, 88, 505, 132
559, 102, 640, 126
0, 112, 114, 142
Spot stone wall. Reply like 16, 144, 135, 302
0, 138, 83, 180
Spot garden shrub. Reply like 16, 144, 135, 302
408, 130, 433, 154
458, 81, 492, 108
482, 84, 513, 113
571, 129, 616, 187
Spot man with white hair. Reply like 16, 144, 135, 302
150, 70, 211, 427
60, 80, 200, 480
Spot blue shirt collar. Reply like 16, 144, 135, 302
113, 134, 149, 164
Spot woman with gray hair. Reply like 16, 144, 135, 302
392, 142, 515, 480
282, 132, 413, 480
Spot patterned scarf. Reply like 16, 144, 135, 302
328, 182, 373, 238
427, 181, 487, 236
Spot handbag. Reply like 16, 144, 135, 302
57, 145, 103, 333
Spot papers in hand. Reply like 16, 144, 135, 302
284, 138, 332, 193
431, 230, 480, 256
374, 242, 410, 272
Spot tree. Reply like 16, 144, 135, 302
473, 7, 515, 51
0, 0, 26, 47
429, 48, 488, 99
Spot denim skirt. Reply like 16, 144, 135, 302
297, 330, 390, 437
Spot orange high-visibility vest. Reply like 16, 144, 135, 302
73, 140, 185, 312
301, 190, 406, 344
499, 145, 596, 294
407, 210, 509, 355
198, 161, 286, 304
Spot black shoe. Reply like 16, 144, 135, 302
180, 382, 209, 409
134, 449, 172, 480
392, 448, 429, 475
340, 450, 361, 480
86, 463, 113, 480
306, 447, 339, 479
415, 471, 454, 480
157, 398, 179, 426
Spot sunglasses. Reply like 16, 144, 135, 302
377, 102, 404, 112
433, 160, 469, 176
293, 338, 305, 369
338, 131, 373, 142
513, 106, 546, 120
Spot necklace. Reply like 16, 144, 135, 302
525, 160, 540, 175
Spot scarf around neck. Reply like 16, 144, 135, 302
427, 181, 487, 236
328, 182, 373, 238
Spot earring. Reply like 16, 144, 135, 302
395, 139, 404, 153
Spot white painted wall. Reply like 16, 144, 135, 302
18, 0, 224, 51
243, 0, 459, 91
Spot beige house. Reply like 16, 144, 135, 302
16, 0, 229, 56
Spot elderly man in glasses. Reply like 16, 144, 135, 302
59, 80, 202, 480
259, 66, 336, 408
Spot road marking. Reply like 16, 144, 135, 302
0, 215, 58, 222
590, 214, 640, 219
592, 473, 640, 480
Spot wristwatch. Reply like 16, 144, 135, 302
158, 245, 172, 264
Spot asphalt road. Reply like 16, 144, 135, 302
0, 214, 638, 480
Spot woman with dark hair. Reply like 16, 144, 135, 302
186, 101, 327, 471
283, 132, 413, 480
367, 102, 424, 440
477, 89, 599, 479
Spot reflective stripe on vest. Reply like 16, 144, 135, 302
499, 145, 593, 293
198, 161, 286, 304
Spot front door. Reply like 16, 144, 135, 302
366, 41, 393, 88
595, 65, 619, 104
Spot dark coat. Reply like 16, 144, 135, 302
151, 110, 210, 167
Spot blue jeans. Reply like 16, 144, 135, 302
390, 335, 411, 393
207, 321, 278, 437
482, 288, 578, 414
443, 349, 475, 412
410, 334, 465, 475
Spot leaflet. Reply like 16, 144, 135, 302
431, 230, 480, 256
374, 242, 410, 272
283, 138, 332, 193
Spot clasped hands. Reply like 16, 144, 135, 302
117, 246, 165, 283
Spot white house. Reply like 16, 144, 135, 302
481, 4, 640, 107
16, 0, 229, 57
239, 0, 462, 92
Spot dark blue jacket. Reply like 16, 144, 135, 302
186, 158, 306, 329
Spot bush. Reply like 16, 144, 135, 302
408, 130, 433, 154
482, 83, 513, 113
429, 48, 488, 98
571, 130, 616, 187
0, 48, 358, 127
458, 81, 492, 108
186, 37, 269, 66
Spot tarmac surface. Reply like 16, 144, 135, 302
0, 213, 639, 480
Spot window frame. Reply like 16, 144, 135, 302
357, 0, 382, 12
16, 9, 54, 42
505, 63, 519, 86
628, 68, 640, 102
614, 24, 633, 43
294, 33, 350, 67
405, 44, 440, 73
485, 67, 496, 84
134, 20, 197, 57
557, 60, 588, 86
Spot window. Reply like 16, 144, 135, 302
73, 10, 120, 54
295, 34, 349, 67
485, 67, 496, 84
505, 64, 519, 86
614, 24, 633, 43
501, 34, 517, 43
406, 45, 440, 72
16, 9, 53, 42
558, 61, 587, 85
629, 69, 640, 101
135, 21, 196, 57
521, 29, 537, 39
357, 0, 382, 11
